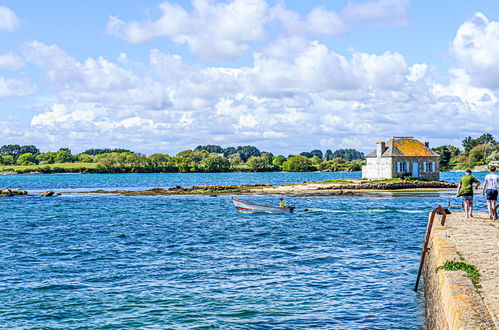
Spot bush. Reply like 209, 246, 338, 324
282, 155, 315, 172
16, 153, 39, 166
200, 154, 230, 172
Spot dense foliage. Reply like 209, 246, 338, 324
0, 143, 366, 173
432, 133, 499, 170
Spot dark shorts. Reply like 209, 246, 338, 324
461, 194, 473, 201
486, 189, 498, 201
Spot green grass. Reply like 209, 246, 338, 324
368, 178, 405, 183
436, 260, 480, 286
318, 179, 356, 184
0, 162, 98, 172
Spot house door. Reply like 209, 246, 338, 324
412, 162, 419, 178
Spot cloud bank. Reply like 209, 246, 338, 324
0, 2, 497, 154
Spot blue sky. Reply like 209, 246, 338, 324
0, 0, 498, 154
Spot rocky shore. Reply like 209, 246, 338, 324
1, 180, 458, 198
0, 188, 60, 197
81, 180, 457, 197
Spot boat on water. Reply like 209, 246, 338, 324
231, 197, 295, 213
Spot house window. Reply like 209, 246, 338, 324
423, 162, 435, 172
397, 162, 409, 173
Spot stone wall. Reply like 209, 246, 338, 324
390, 156, 440, 181
423, 216, 495, 329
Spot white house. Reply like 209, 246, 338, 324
362, 137, 440, 180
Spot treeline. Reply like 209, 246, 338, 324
0, 144, 364, 173
433, 133, 499, 170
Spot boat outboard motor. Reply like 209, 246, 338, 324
289, 205, 296, 213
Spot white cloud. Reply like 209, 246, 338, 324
0, 6, 20, 32
0, 76, 36, 98
107, 0, 269, 61
0, 53, 24, 69
14, 29, 499, 154
342, 0, 411, 27
451, 12, 499, 88
107, 0, 349, 62
270, 4, 345, 36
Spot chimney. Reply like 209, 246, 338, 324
376, 141, 386, 157
424, 142, 429, 148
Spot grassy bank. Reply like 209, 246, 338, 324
0, 162, 99, 174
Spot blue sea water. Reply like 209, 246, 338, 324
0, 172, 490, 328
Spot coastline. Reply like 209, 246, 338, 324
64, 180, 457, 197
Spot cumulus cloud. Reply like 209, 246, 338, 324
270, 4, 345, 36
0, 6, 20, 32
19, 38, 476, 153
451, 12, 499, 88
107, 0, 349, 61
12, 7, 499, 154
0, 53, 24, 69
107, 0, 269, 61
0, 76, 36, 98
342, 0, 410, 27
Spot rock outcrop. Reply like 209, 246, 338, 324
0, 188, 28, 197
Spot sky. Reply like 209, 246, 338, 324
0, 0, 498, 155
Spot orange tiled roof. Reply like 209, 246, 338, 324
392, 137, 432, 156
366, 137, 439, 157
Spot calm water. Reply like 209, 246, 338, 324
0, 172, 490, 328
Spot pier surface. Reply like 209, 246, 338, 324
423, 211, 498, 329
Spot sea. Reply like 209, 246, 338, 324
0, 171, 490, 328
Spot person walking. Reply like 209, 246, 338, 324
456, 169, 481, 218
482, 165, 499, 220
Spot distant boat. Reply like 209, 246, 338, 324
231, 197, 295, 213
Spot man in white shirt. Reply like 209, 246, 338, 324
482, 166, 499, 220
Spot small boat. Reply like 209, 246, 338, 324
231, 197, 295, 213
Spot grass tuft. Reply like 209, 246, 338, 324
436, 260, 480, 285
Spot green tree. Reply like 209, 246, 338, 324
195, 145, 224, 154
331, 149, 365, 161
247, 155, 275, 171
310, 150, 323, 160
0, 144, 21, 158
20, 145, 40, 155
228, 153, 241, 167
76, 154, 94, 163
83, 148, 133, 155
16, 153, 39, 165
272, 155, 286, 167
300, 151, 313, 158
468, 143, 493, 165
223, 147, 237, 157
324, 149, 333, 161
282, 155, 315, 172
310, 155, 322, 164
237, 146, 261, 162
55, 150, 73, 163
36, 152, 56, 164
432, 145, 461, 170
487, 150, 499, 162
0, 155, 14, 165
200, 154, 230, 172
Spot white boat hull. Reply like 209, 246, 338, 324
231, 197, 294, 213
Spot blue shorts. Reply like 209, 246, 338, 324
486, 189, 498, 201
462, 195, 473, 201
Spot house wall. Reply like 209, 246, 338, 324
363, 156, 440, 180
390, 156, 440, 181
362, 157, 392, 179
